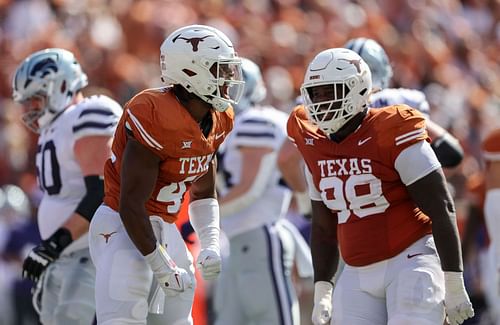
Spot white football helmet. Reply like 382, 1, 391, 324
160, 24, 245, 112
12, 48, 88, 133
231, 57, 267, 115
344, 38, 393, 90
301, 48, 372, 135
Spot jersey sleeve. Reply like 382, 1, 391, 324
482, 129, 500, 161
124, 93, 168, 159
383, 105, 429, 164
286, 106, 306, 145
72, 95, 122, 141
305, 165, 322, 201
231, 117, 282, 149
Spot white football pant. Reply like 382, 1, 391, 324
89, 204, 195, 325
333, 235, 446, 325
39, 248, 96, 325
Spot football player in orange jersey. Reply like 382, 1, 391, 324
88, 24, 244, 325
287, 48, 474, 325
481, 129, 500, 324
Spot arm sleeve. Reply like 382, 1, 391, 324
395, 140, 441, 185
231, 118, 281, 149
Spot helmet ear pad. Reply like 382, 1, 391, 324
301, 48, 372, 135
159, 24, 245, 112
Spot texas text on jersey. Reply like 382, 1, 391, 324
104, 87, 233, 223
287, 104, 434, 266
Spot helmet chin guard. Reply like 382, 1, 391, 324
301, 48, 372, 135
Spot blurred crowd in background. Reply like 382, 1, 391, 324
0, 0, 499, 324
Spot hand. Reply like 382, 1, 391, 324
196, 248, 221, 280
312, 281, 334, 325
23, 228, 72, 282
444, 272, 474, 325
155, 266, 193, 294
144, 243, 193, 295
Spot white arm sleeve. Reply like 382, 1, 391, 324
189, 198, 220, 251
395, 140, 441, 185
220, 152, 277, 218
304, 166, 322, 201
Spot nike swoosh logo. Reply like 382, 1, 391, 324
215, 132, 225, 140
407, 253, 423, 259
358, 137, 372, 146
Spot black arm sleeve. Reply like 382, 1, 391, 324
431, 132, 464, 168
75, 175, 105, 221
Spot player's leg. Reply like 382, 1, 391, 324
53, 248, 96, 325
89, 205, 153, 324
225, 224, 297, 325
332, 261, 388, 325
38, 262, 60, 324
275, 221, 301, 325
386, 235, 446, 325
481, 247, 500, 324
213, 241, 244, 325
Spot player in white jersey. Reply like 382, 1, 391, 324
214, 58, 313, 325
12, 48, 122, 324
345, 38, 464, 168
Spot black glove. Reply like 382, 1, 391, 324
22, 228, 73, 282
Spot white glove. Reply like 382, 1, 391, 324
196, 248, 222, 280
144, 242, 193, 294
444, 271, 474, 325
312, 281, 334, 325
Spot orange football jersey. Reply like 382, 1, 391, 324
104, 87, 233, 223
482, 128, 500, 161
287, 105, 433, 266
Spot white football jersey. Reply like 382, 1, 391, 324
370, 88, 430, 118
219, 106, 292, 238
36, 95, 122, 253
